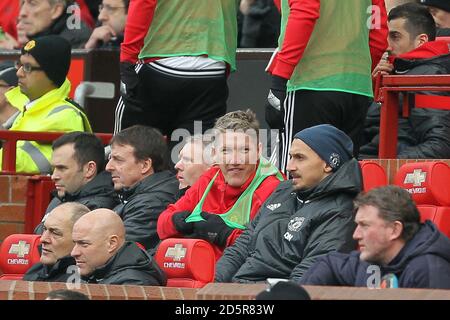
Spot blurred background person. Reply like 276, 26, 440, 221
0, 61, 20, 129
85, 0, 129, 49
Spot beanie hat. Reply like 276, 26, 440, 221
0, 61, 18, 86
21, 35, 71, 87
420, 0, 450, 12
256, 281, 311, 300
294, 124, 353, 171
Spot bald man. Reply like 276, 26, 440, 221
23, 202, 90, 282
71, 209, 166, 285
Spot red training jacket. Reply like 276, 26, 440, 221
157, 166, 282, 259
267, 0, 388, 78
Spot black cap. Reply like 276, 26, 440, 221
21, 35, 71, 87
0, 61, 18, 86
256, 281, 311, 300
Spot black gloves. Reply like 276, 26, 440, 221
265, 75, 288, 130
191, 212, 234, 248
119, 61, 142, 112
172, 211, 194, 235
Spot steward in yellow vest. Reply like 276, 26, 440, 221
0, 35, 92, 174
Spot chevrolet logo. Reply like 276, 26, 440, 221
165, 244, 187, 262
404, 169, 427, 187
8, 241, 30, 258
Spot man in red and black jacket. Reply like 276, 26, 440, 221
360, 2, 450, 159
157, 110, 283, 259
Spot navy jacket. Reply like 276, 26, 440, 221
301, 221, 450, 289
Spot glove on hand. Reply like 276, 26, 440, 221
171, 211, 194, 235
265, 75, 288, 130
191, 212, 234, 247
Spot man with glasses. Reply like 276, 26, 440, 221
0, 35, 92, 173
85, 0, 129, 49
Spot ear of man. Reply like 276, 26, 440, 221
50, 1, 65, 21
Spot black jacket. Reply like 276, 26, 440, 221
114, 171, 178, 251
35, 171, 118, 234
300, 221, 450, 289
215, 159, 362, 283
22, 256, 76, 282
84, 242, 167, 286
30, 12, 91, 49
360, 49, 450, 159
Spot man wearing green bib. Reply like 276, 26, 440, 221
115, 0, 238, 146
266, 0, 388, 173
157, 110, 284, 259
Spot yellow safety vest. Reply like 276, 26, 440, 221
0, 79, 92, 174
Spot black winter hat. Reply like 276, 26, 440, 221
21, 35, 71, 87
256, 281, 311, 300
294, 124, 353, 172
420, 0, 450, 12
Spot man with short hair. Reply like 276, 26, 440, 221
19, 0, 91, 48
85, 0, 129, 49
158, 110, 283, 259
174, 134, 213, 196
106, 125, 178, 251
361, 2, 450, 159
0, 35, 92, 173
34, 132, 118, 234
23, 202, 90, 282
71, 208, 166, 285
301, 185, 450, 289
215, 124, 361, 283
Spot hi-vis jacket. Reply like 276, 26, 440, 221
0, 79, 92, 173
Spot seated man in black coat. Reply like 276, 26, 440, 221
301, 186, 450, 289
71, 208, 166, 286
360, 3, 450, 159
215, 124, 361, 283
106, 125, 178, 252
23, 202, 90, 282
35, 132, 118, 234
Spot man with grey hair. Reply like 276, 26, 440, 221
23, 202, 90, 282
301, 185, 450, 289
19, 0, 91, 48
71, 209, 166, 285
174, 134, 213, 197
157, 110, 283, 259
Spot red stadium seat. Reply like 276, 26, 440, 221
154, 238, 215, 288
0, 234, 41, 280
394, 162, 450, 237
359, 161, 388, 192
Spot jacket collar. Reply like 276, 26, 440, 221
389, 40, 450, 64
118, 171, 173, 201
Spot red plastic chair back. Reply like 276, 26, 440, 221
154, 238, 215, 288
0, 234, 41, 280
